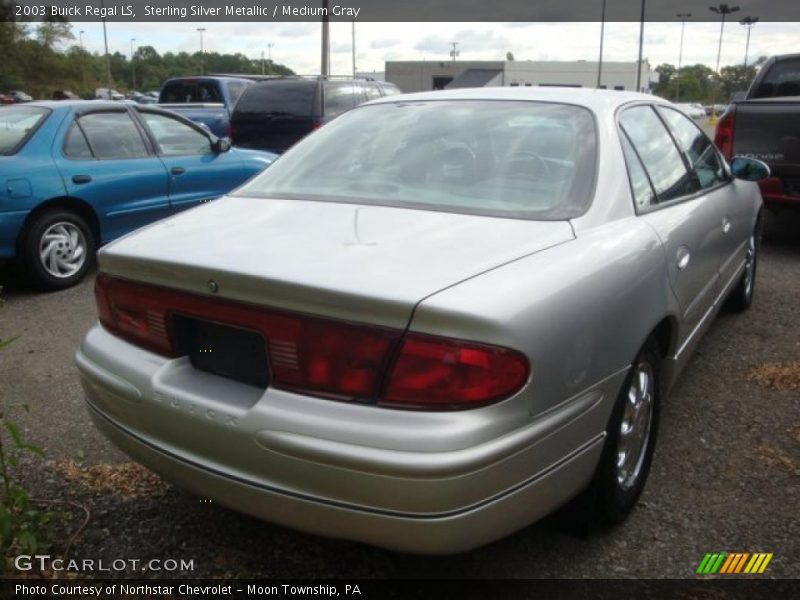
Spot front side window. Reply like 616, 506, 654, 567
140, 112, 210, 156
235, 100, 597, 220
0, 106, 49, 155
619, 105, 694, 203
657, 106, 727, 190
78, 112, 149, 159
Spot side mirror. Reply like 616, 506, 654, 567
212, 137, 231, 153
730, 156, 770, 182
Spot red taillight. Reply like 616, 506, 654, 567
226, 121, 233, 139
94, 275, 529, 410
383, 334, 529, 409
714, 111, 735, 161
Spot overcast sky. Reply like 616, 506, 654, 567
68, 21, 799, 74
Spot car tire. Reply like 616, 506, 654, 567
725, 219, 761, 312
588, 337, 661, 526
21, 209, 95, 290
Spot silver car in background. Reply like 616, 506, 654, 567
76, 88, 767, 554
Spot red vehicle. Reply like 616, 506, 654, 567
0, 94, 15, 105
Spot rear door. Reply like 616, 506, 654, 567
136, 109, 246, 212
619, 104, 725, 333
54, 108, 171, 242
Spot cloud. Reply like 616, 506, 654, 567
370, 39, 399, 49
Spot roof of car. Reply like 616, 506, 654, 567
369, 87, 667, 113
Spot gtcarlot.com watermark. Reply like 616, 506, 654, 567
14, 554, 195, 573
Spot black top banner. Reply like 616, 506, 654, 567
2, 0, 800, 22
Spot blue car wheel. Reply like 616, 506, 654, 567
22, 209, 95, 290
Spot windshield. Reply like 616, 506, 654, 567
0, 106, 49, 155
235, 100, 597, 220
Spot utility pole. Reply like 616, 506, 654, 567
321, 0, 330, 76
709, 4, 740, 122
635, 0, 646, 93
100, 0, 112, 89
130, 38, 136, 90
450, 42, 459, 62
196, 28, 206, 75
675, 12, 691, 101
740, 16, 758, 67
597, 0, 606, 88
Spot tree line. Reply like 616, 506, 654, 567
0, 17, 294, 98
652, 58, 766, 104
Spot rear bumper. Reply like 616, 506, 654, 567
759, 177, 800, 209
77, 325, 621, 554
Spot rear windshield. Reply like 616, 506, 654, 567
751, 57, 800, 98
160, 80, 223, 104
234, 81, 316, 118
235, 100, 597, 220
0, 106, 49, 155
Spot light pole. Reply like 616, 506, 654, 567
597, 0, 606, 88
450, 42, 459, 62
740, 16, 758, 67
352, 20, 356, 79
635, 0, 646, 93
321, 0, 330, 76
79, 30, 86, 93
267, 42, 274, 75
196, 28, 206, 75
130, 38, 136, 90
709, 4, 740, 121
675, 12, 691, 101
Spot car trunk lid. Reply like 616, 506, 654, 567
99, 196, 575, 329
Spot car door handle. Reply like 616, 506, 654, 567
676, 246, 691, 271
170, 167, 186, 175
71, 175, 92, 184
722, 217, 731, 234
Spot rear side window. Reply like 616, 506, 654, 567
227, 81, 247, 105
380, 83, 402, 96
619, 105, 694, 203
0, 106, 49, 155
656, 106, 727, 190
323, 83, 357, 118
751, 57, 800, 98
78, 112, 149, 159
234, 81, 316, 117
160, 81, 223, 103
63, 123, 93, 159
619, 132, 656, 210
364, 83, 382, 101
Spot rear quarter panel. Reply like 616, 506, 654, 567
410, 216, 673, 420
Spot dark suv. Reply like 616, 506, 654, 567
230, 77, 401, 153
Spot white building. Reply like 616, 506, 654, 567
386, 60, 651, 94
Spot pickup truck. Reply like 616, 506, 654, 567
715, 54, 800, 211
158, 76, 253, 138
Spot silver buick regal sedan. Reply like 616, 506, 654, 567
76, 88, 767, 554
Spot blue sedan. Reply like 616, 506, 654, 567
0, 101, 275, 289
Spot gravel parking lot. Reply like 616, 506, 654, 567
1, 216, 798, 580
